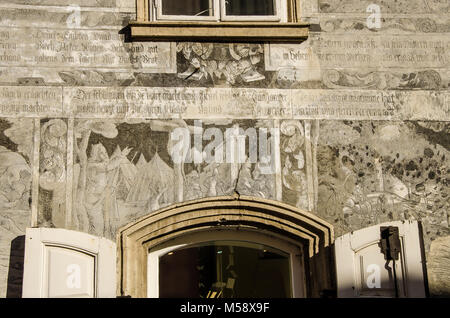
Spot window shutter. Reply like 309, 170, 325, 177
22, 228, 116, 298
335, 220, 426, 298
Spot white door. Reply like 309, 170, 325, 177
22, 228, 116, 298
335, 220, 426, 298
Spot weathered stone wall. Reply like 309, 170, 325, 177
305, 0, 449, 297
0, 0, 448, 297
316, 120, 449, 248
0, 119, 32, 297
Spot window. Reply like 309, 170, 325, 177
130, 0, 309, 42
154, 0, 285, 22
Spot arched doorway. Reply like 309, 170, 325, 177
148, 229, 305, 298
117, 194, 335, 298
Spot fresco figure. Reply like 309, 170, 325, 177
82, 143, 131, 237
39, 119, 67, 227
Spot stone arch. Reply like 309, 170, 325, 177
117, 194, 335, 297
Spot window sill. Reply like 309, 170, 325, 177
127, 21, 309, 42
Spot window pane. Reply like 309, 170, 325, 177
161, 0, 213, 16
225, 0, 275, 16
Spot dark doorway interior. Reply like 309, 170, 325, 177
159, 241, 291, 298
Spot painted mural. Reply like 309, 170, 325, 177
71, 120, 172, 239
38, 118, 67, 228
0, 0, 448, 298
316, 120, 449, 251
0, 118, 33, 297
70, 119, 277, 239
176, 43, 265, 84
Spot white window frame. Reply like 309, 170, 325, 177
147, 230, 305, 298
152, 0, 286, 22
220, 0, 284, 22
154, 0, 220, 21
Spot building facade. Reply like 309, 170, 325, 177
0, 0, 449, 298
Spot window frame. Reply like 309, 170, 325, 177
152, 0, 285, 22
219, 0, 285, 22
154, 0, 220, 22
131, 0, 308, 42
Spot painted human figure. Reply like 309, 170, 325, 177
282, 156, 308, 209
83, 143, 131, 237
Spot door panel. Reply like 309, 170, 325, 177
45, 246, 95, 298
22, 228, 116, 298
335, 220, 426, 298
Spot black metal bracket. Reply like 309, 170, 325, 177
379, 226, 401, 261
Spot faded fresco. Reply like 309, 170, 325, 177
318, 0, 450, 13
38, 118, 67, 228
0, 118, 33, 297
0, 0, 448, 297
316, 121, 449, 251
176, 43, 265, 84
70, 119, 277, 239
281, 120, 318, 211
72, 119, 173, 239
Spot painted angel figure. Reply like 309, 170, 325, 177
177, 42, 214, 81
226, 43, 265, 83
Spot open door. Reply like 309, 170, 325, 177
335, 220, 426, 298
22, 228, 116, 298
